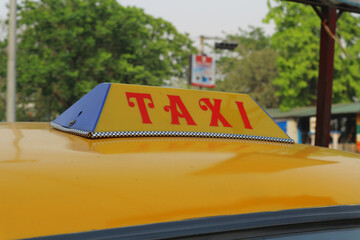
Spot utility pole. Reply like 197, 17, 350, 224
200, 35, 205, 55
7, 0, 17, 122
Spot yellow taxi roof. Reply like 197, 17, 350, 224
1, 122, 360, 239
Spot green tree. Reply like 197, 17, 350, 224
264, 0, 360, 111
1, 0, 195, 121
216, 27, 280, 108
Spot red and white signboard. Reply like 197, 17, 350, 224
190, 55, 215, 88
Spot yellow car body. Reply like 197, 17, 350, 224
1, 84, 360, 239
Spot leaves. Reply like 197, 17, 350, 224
216, 27, 280, 108
0, 0, 195, 120
264, 0, 360, 111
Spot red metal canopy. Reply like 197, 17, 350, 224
289, 0, 360, 13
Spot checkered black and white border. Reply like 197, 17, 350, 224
50, 122, 295, 144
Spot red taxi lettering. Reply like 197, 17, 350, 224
235, 101, 253, 129
199, 98, 232, 127
164, 95, 197, 125
126, 92, 154, 124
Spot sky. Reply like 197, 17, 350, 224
118, 0, 275, 39
0, 0, 275, 48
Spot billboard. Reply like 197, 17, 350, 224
190, 55, 215, 88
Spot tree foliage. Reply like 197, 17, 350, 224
264, 0, 360, 111
0, 0, 195, 121
216, 27, 280, 108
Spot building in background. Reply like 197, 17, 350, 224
267, 103, 360, 153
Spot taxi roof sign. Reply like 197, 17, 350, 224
51, 83, 294, 143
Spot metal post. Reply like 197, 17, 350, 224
315, 7, 336, 147
199, 35, 204, 90
200, 35, 204, 55
6, 0, 17, 122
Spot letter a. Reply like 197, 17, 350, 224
164, 95, 197, 125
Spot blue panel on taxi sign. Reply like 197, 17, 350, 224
52, 83, 110, 132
